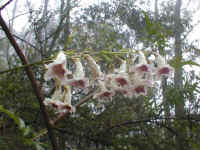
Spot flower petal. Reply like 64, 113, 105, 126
44, 51, 71, 82
84, 54, 103, 79
65, 78, 89, 89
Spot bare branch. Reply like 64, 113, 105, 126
104, 115, 200, 133
13, 34, 40, 51
0, 0, 14, 11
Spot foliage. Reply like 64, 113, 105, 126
0, 0, 200, 150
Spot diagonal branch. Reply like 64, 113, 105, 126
0, 14, 59, 150
103, 116, 200, 133
13, 34, 40, 51
0, 59, 49, 74
0, 0, 14, 11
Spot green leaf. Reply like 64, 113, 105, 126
192, 143, 200, 150
23, 126, 31, 137
170, 57, 200, 69
180, 60, 200, 67
0, 105, 19, 125
35, 143, 45, 150
0, 105, 26, 133
19, 118, 26, 129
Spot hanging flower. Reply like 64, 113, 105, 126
129, 79, 152, 97
43, 50, 175, 114
43, 80, 62, 106
154, 53, 174, 80
114, 59, 127, 74
109, 60, 129, 87
93, 80, 115, 100
114, 74, 129, 87
104, 73, 131, 98
129, 51, 151, 76
112, 86, 133, 98
84, 54, 103, 80
43, 84, 75, 114
44, 51, 71, 82
65, 58, 89, 89
43, 85, 64, 111
59, 85, 75, 113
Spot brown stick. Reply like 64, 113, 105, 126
0, 14, 59, 150
0, 0, 14, 11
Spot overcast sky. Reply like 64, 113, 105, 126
1, 0, 200, 73
1, 0, 200, 36
1, 0, 200, 44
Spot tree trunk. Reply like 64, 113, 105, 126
42, 0, 49, 58
174, 0, 184, 118
174, 0, 186, 149
154, 0, 158, 20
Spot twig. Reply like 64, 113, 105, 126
0, 59, 51, 74
13, 34, 40, 51
0, 14, 59, 150
104, 116, 200, 132
0, 0, 14, 11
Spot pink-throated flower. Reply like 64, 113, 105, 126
112, 86, 133, 98
129, 51, 151, 77
112, 59, 129, 87
43, 84, 75, 114
129, 79, 152, 97
154, 53, 174, 80
44, 51, 71, 82
93, 80, 115, 100
65, 58, 89, 89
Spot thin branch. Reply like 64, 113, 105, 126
55, 127, 113, 146
0, 58, 51, 74
13, 34, 40, 51
157, 121, 178, 136
0, 14, 59, 150
0, 50, 132, 74
8, 11, 33, 22
0, 0, 14, 11
104, 116, 200, 132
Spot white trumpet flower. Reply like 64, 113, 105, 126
43, 84, 75, 114
113, 60, 129, 87
44, 51, 71, 82
65, 58, 89, 89
129, 51, 150, 76
129, 78, 152, 97
93, 80, 115, 100
84, 54, 103, 80
154, 53, 174, 80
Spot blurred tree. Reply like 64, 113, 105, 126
0, 0, 200, 150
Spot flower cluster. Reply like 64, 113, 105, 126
43, 51, 174, 113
